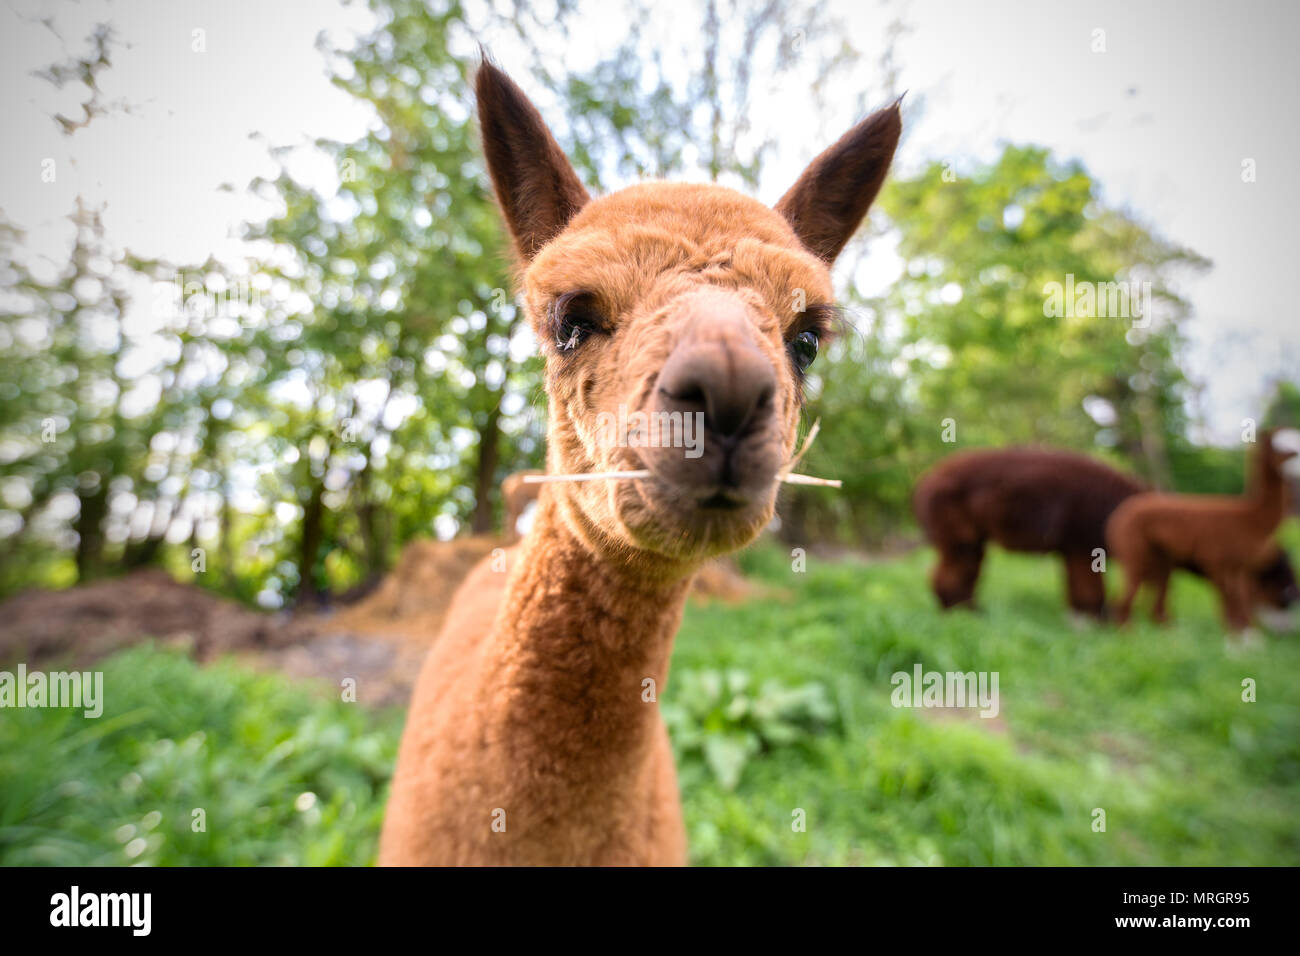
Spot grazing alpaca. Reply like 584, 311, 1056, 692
379, 62, 900, 865
1107, 430, 1298, 632
913, 447, 1297, 618
500, 469, 543, 542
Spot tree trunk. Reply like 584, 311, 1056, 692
297, 478, 326, 607
74, 480, 109, 581
471, 403, 502, 535
355, 453, 386, 586
1135, 389, 1172, 491
219, 486, 236, 592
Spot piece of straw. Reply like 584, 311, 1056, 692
781, 418, 822, 479
523, 470, 651, 484
780, 472, 842, 488
521, 470, 840, 487
522, 420, 841, 488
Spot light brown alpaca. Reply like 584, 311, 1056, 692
1107, 429, 1298, 632
379, 62, 900, 865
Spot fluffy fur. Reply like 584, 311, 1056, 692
379, 62, 900, 865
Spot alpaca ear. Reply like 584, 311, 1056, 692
475, 62, 590, 261
774, 101, 902, 264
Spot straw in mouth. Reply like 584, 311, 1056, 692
521, 418, 841, 488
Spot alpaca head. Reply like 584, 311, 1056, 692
1261, 427, 1300, 477
1258, 426, 1300, 486
475, 62, 900, 562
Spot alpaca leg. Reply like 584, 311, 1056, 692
932, 541, 983, 609
1064, 552, 1106, 619
1217, 571, 1253, 634
1113, 552, 1147, 626
1148, 560, 1173, 625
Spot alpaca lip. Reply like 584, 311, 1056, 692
697, 489, 748, 510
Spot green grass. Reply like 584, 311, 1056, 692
2, 540, 1298, 866
0, 648, 401, 865
675, 542, 1300, 865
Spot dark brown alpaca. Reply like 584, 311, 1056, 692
913, 446, 1297, 618
1107, 430, 1298, 632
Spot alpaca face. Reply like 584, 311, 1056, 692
475, 62, 900, 560
1267, 427, 1300, 477
523, 185, 833, 558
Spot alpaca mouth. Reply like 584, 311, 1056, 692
697, 489, 749, 511
615, 463, 776, 557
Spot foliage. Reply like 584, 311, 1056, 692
1, 1, 1290, 606
662, 669, 838, 790
786, 146, 1213, 542
0, 646, 400, 866
5, 534, 1297, 866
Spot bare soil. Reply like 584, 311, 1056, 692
0, 537, 759, 709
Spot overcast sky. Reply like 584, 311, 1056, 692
2, 0, 1296, 444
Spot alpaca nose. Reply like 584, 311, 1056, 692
656, 328, 776, 441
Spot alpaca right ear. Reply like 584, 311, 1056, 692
475, 62, 590, 261
774, 101, 902, 264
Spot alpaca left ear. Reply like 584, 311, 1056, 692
475, 61, 590, 261
774, 101, 902, 264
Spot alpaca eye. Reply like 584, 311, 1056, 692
552, 293, 605, 352
790, 330, 819, 372
557, 315, 595, 352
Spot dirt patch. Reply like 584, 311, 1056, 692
241, 631, 422, 710
0, 536, 760, 709
0, 568, 299, 668
690, 557, 762, 603
328, 536, 500, 645
330, 538, 763, 637
918, 704, 1010, 736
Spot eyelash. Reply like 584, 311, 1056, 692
549, 292, 607, 353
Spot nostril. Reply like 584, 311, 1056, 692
660, 382, 707, 407
656, 338, 777, 442
708, 388, 758, 438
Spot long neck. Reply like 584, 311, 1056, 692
1245, 449, 1288, 531
485, 492, 693, 793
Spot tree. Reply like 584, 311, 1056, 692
788, 144, 1209, 543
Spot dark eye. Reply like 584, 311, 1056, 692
790, 329, 819, 373
552, 292, 606, 352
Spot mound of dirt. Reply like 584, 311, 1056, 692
328, 535, 500, 644
0, 568, 297, 668
247, 632, 423, 710
0, 536, 763, 710
690, 557, 760, 603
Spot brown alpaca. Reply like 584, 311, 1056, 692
1107, 430, 1298, 631
914, 447, 1298, 618
500, 469, 542, 542
914, 448, 1143, 616
378, 62, 900, 865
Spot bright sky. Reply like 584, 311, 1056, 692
2, 0, 1295, 444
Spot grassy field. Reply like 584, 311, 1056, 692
3, 537, 1298, 866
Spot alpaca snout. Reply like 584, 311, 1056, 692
644, 306, 783, 504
